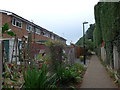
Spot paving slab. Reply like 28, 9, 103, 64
81, 55, 118, 88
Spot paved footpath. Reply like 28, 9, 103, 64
81, 55, 118, 88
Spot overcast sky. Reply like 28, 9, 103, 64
0, 0, 99, 44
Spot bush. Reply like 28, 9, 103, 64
56, 63, 86, 85
73, 63, 86, 72
56, 66, 74, 84
23, 63, 56, 88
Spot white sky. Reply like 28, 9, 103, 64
0, 0, 99, 44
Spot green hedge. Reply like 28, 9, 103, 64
94, 2, 120, 67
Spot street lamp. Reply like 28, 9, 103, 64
83, 22, 88, 65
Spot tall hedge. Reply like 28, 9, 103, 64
94, 2, 120, 68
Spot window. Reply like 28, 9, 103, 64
26, 24, 33, 32
42, 31, 49, 37
41, 31, 45, 35
51, 35, 54, 39
45, 33, 50, 37
35, 28, 41, 35
12, 18, 22, 28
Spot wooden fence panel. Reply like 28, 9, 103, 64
75, 46, 84, 58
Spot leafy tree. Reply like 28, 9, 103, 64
76, 24, 95, 51
2, 23, 16, 36
86, 24, 95, 41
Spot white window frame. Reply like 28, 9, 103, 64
26, 24, 33, 32
35, 28, 41, 35
51, 35, 54, 39
45, 33, 50, 38
12, 18, 22, 28
43, 32, 50, 37
41, 31, 45, 35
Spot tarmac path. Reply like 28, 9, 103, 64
81, 55, 117, 88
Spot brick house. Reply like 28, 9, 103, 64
0, 10, 66, 43
0, 10, 66, 62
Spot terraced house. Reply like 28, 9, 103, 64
0, 10, 66, 43
0, 10, 66, 62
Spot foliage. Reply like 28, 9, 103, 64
2, 23, 16, 36
85, 40, 94, 51
85, 24, 95, 41
23, 63, 56, 88
76, 24, 95, 51
2, 63, 24, 88
45, 40, 65, 72
73, 63, 86, 72
56, 66, 74, 84
93, 26, 102, 48
2, 23, 9, 32
23, 53, 57, 88
76, 37, 83, 47
94, 2, 120, 67
56, 63, 86, 85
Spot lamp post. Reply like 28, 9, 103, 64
83, 22, 88, 65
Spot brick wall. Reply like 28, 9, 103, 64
31, 43, 47, 58
2, 13, 51, 41
0, 13, 2, 89
0, 13, 2, 27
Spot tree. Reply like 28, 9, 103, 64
76, 24, 95, 51
2, 23, 16, 36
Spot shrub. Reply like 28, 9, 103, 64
56, 63, 86, 85
56, 66, 74, 84
23, 63, 56, 88
73, 63, 86, 72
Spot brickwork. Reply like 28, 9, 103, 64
31, 43, 47, 58
0, 13, 2, 27
1, 13, 52, 41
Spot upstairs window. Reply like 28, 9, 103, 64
35, 28, 41, 35
45, 32, 50, 37
12, 18, 22, 28
41, 31, 45, 35
26, 24, 33, 32
51, 35, 54, 39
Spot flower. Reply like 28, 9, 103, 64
39, 64, 42, 68
44, 61, 49, 64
